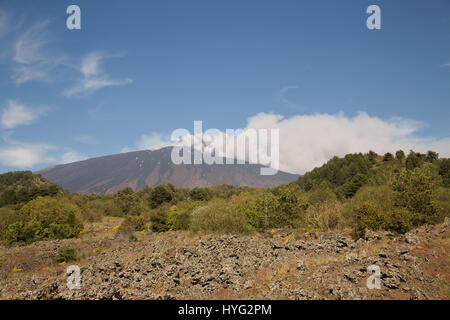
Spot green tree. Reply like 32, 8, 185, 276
425, 150, 439, 163
392, 168, 437, 226
405, 150, 422, 170
383, 152, 394, 162
5, 197, 83, 244
189, 187, 210, 201
149, 185, 173, 208
395, 150, 405, 161
367, 150, 378, 164
114, 187, 143, 215
439, 159, 450, 188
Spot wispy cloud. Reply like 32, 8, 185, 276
0, 136, 86, 168
121, 132, 173, 153
0, 139, 56, 168
441, 62, 450, 68
59, 151, 86, 164
0, 100, 50, 129
63, 52, 133, 97
11, 19, 64, 84
279, 85, 301, 109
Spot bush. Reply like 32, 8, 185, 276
351, 201, 413, 239
150, 185, 173, 208
189, 187, 210, 201
344, 185, 395, 222
393, 168, 438, 226
383, 153, 394, 162
432, 187, 450, 222
351, 202, 385, 239
439, 159, 450, 188
190, 199, 253, 235
114, 187, 144, 216
308, 182, 336, 205
120, 215, 147, 232
166, 207, 191, 230
301, 200, 343, 231
4, 197, 83, 244
56, 247, 76, 263
150, 205, 170, 232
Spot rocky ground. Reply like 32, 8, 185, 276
0, 217, 448, 300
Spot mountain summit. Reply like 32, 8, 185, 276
37, 147, 298, 194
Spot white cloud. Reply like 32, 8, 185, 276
13, 19, 49, 64
240, 112, 450, 174
11, 19, 68, 85
0, 142, 55, 168
130, 112, 450, 175
63, 52, 132, 97
137, 133, 173, 150
59, 151, 86, 164
11, 19, 64, 84
441, 62, 450, 68
0, 100, 50, 129
121, 132, 173, 153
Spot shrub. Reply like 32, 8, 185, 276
114, 187, 144, 216
150, 185, 173, 208
351, 202, 385, 239
120, 215, 147, 232
351, 201, 413, 239
395, 150, 405, 161
150, 205, 170, 232
439, 159, 450, 188
189, 187, 210, 201
405, 150, 422, 170
190, 199, 253, 235
383, 153, 394, 162
166, 207, 191, 230
344, 185, 395, 221
432, 187, 450, 222
56, 247, 76, 263
393, 168, 438, 226
386, 208, 412, 235
308, 182, 336, 205
302, 200, 344, 231
4, 197, 83, 244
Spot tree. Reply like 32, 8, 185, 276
392, 168, 437, 226
425, 151, 439, 163
367, 150, 378, 164
189, 187, 210, 201
5, 197, 83, 244
405, 150, 422, 170
395, 150, 405, 161
150, 205, 170, 232
439, 159, 450, 188
383, 152, 394, 162
150, 185, 173, 208
115, 187, 143, 215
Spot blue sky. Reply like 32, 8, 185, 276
0, 0, 449, 174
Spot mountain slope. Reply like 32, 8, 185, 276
37, 147, 298, 194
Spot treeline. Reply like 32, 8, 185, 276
0, 171, 62, 207
0, 150, 449, 245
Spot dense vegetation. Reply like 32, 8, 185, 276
0, 150, 449, 245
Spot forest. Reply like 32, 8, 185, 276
0, 149, 448, 245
